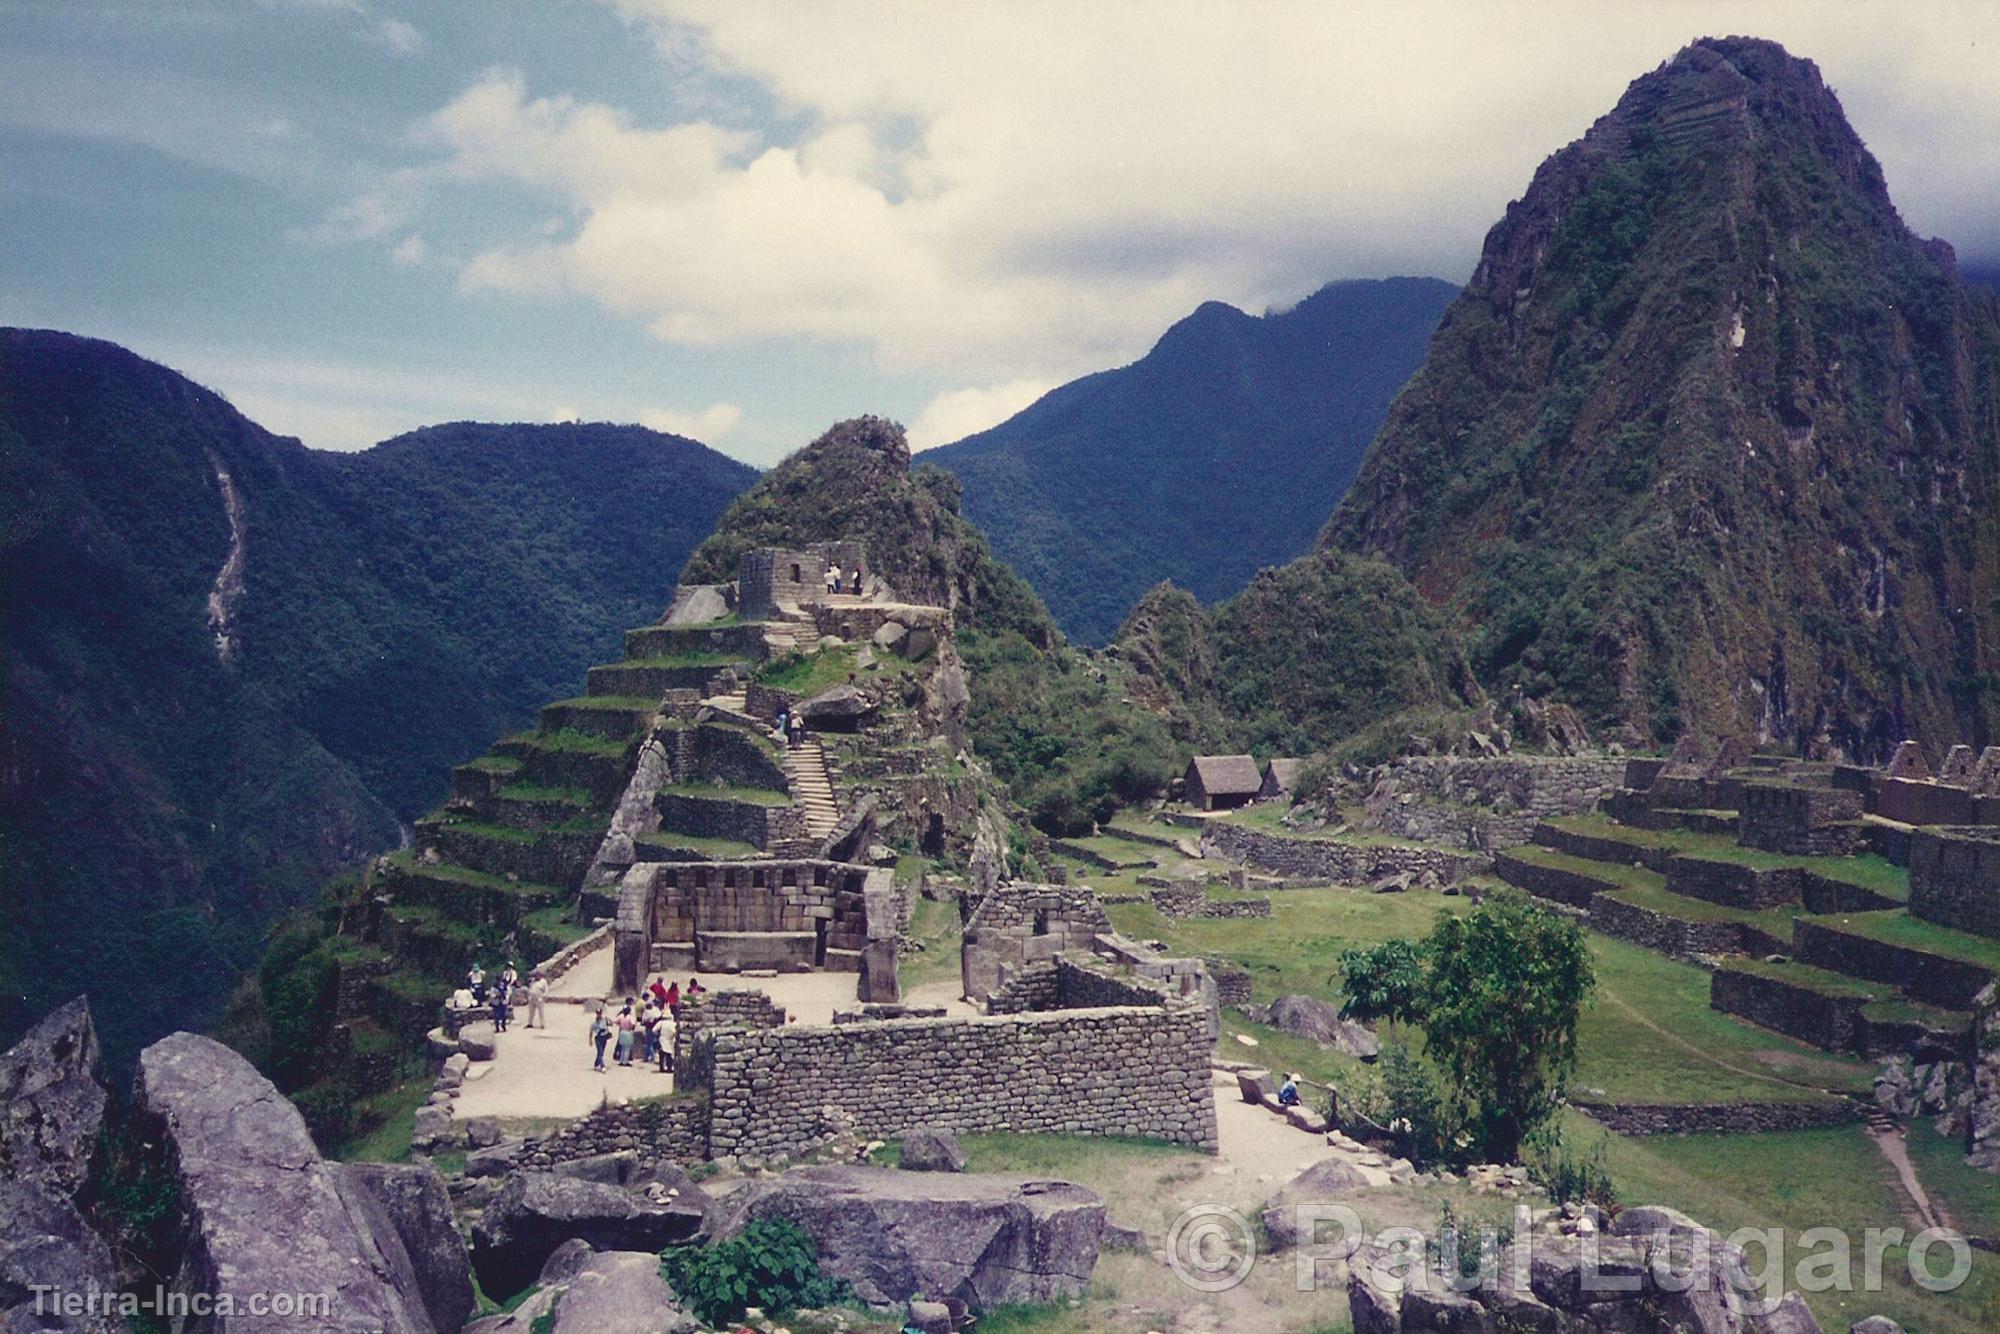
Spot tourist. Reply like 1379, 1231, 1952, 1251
773, 706, 789, 742
664, 980, 681, 1016
526, 972, 548, 1028
450, 985, 476, 1011
649, 975, 668, 1007
467, 962, 485, 1003
489, 983, 509, 1033
653, 1008, 675, 1073
850, 567, 863, 595
1278, 1073, 1301, 1107
788, 712, 805, 749
826, 563, 841, 594
501, 960, 519, 991
589, 1004, 611, 1071
686, 977, 705, 997
614, 1002, 637, 1066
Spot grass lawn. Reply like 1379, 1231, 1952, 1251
1810, 911, 2000, 974
1582, 1113, 2000, 1333
899, 895, 966, 991
1503, 843, 1664, 892
658, 782, 794, 807
753, 644, 865, 694
1595, 884, 1808, 941
333, 1075, 435, 1162
1544, 813, 1910, 899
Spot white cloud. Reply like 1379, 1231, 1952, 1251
377, 17, 423, 56
348, 1, 2000, 392
390, 233, 427, 265
909, 379, 1053, 450
640, 401, 744, 442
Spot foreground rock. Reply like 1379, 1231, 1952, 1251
1249, 994, 1380, 1061
466, 1240, 694, 1334
470, 1161, 709, 1301
342, 1162, 476, 1334
0, 998, 120, 1333
899, 1128, 967, 1172
133, 1032, 463, 1333
715, 1165, 1104, 1309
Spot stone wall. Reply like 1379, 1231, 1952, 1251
531, 925, 610, 985
655, 790, 803, 851
1876, 777, 1980, 828
983, 962, 1061, 1014
960, 883, 1113, 1002
1200, 823, 1485, 885
701, 1003, 1217, 1160
1206, 959, 1253, 1006
672, 988, 789, 1085
1793, 919, 1994, 1010
521, 1093, 710, 1168
1909, 827, 2000, 939
1147, 882, 1273, 919
1361, 754, 1626, 850
1571, 1098, 1863, 1135
1494, 851, 1616, 908
1586, 895, 1761, 961
1709, 966, 1865, 1052
1737, 781, 1865, 856
1530, 821, 1679, 873
1665, 855, 1801, 910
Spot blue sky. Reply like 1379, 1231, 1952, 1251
5, 1, 1996, 466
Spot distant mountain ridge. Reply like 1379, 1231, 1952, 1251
1323, 37, 2000, 757
0, 329, 755, 1062
927, 277, 1456, 643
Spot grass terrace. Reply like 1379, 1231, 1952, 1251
1810, 910, 2000, 974
633, 830, 763, 860
657, 782, 793, 807
510, 727, 634, 757
1595, 883, 1809, 941
753, 644, 866, 694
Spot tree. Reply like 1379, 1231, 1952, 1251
1340, 891, 1594, 1163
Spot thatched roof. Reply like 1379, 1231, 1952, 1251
1261, 758, 1304, 793
1188, 754, 1261, 796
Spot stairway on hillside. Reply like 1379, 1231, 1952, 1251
784, 740, 841, 838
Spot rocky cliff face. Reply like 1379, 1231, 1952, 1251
1322, 37, 2000, 758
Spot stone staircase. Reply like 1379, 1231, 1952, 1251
784, 741, 841, 838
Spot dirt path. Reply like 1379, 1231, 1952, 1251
1868, 1127, 1944, 1232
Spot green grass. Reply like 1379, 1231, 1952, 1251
898, 895, 965, 991
494, 783, 592, 805
1716, 956, 1885, 998
429, 817, 537, 843
515, 727, 632, 757
332, 1075, 435, 1163
1059, 834, 1158, 864
1811, 911, 2000, 973
658, 782, 793, 807
1503, 843, 1664, 892
1596, 883, 1807, 940
462, 755, 522, 773
1546, 813, 1910, 898
521, 904, 593, 947
634, 830, 763, 859
1582, 1113, 2000, 1333
752, 644, 864, 694
546, 694, 658, 712
617, 650, 748, 669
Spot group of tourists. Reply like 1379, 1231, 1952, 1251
772, 704, 808, 749
824, 563, 863, 596
590, 975, 706, 1073
455, 962, 547, 1032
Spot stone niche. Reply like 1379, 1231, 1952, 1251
1909, 826, 2000, 939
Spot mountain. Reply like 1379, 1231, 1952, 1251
684, 416, 1178, 835
1323, 38, 2000, 758
0, 330, 755, 1063
926, 278, 1457, 643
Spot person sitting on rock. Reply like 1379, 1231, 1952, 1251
1278, 1073, 1301, 1107
467, 962, 485, 1002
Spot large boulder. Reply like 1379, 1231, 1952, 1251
466, 1240, 695, 1334
1252, 995, 1380, 1061
1259, 1157, 1376, 1250
798, 683, 875, 727
341, 1162, 476, 1334
470, 1170, 708, 1301
0, 1178, 122, 1334
898, 1128, 967, 1173
0, 996, 108, 1194
133, 1031, 446, 1332
714, 1165, 1104, 1310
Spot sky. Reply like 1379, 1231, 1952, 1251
4, 1, 1997, 467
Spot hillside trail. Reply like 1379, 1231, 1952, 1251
1595, 974, 1946, 1231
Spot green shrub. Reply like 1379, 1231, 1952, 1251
659, 1219, 853, 1326
1524, 1124, 1618, 1207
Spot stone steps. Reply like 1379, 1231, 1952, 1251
784, 742, 841, 837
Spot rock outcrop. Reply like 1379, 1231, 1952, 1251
0, 998, 120, 1334
132, 1032, 461, 1332
898, 1128, 968, 1173
713, 1165, 1104, 1310
465, 1240, 694, 1334
470, 1166, 708, 1302
1249, 994, 1381, 1061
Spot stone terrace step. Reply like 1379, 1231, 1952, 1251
538, 697, 657, 741
380, 858, 568, 926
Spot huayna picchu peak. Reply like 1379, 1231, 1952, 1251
1325, 36, 2000, 761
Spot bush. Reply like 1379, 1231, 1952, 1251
1523, 1124, 1618, 1207
1374, 1044, 1471, 1170
659, 1219, 853, 1326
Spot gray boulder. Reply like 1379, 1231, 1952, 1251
458, 1022, 497, 1061
1259, 1158, 1374, 1250
470, 1170, 707, 1301
798, 683, 874, 726
132, 1031, 445, 1332
465, 1241, 694, 1334
899, 1128, 967, 1173
1252, 995, 1381, 1061
0, 1179, 123, 1334
1849, 1319, 1905, 1334
464, 1116, 503, 1149
340, 1161, 477, 1334
713, 1165, 1103, 1310
465, 1140, 527, 1179
0, 996, 108, 1194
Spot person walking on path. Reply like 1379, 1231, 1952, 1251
614, 1002, 637, 1066
589, 1004, 611, 1071
526, 972, 548, 1028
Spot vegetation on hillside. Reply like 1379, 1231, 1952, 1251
1322, 37, 2000, 756
0, 330, 753, 1065
927, 279, 1456, 643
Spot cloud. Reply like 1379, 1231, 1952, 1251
640, 401, 743, 442
345, 1, 2000, 390
377, 17, 424, 56
909, 379, 1053, 450
390, 234, 427, 265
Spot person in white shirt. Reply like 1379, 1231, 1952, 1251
826, 563, 842, 593
526, 972, 548, 1028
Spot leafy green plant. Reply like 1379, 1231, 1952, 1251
1524, 1123, 1618, 1207
659, 1219, 853, 1326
